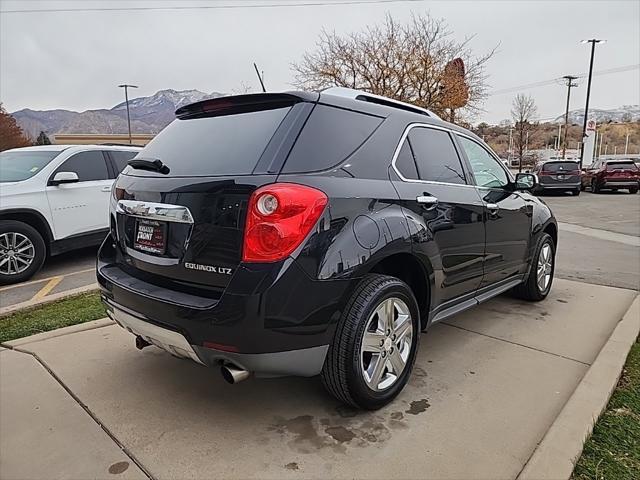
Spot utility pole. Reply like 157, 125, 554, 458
579, 39, 605, 168
625, 133, 630, 155
118, 84, 138, 144
561, 75, 578, 158
253, 62, 266, 92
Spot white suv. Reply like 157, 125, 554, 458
0, 144, 141, 284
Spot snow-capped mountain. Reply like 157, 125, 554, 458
553, 105, 639, 124
12, 89, 226, 139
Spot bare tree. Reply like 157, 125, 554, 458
0, 103, 31, 152
511, 94, 538, 172
292, 13, 496, 123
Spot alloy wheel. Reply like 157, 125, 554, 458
0, 232, 35, 275
360, 297, 413, 391
536, 242, 553, 292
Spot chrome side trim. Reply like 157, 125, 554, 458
116, 200, 194, 224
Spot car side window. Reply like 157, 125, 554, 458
407, 127, 467, 184
53, 151, 109, 182
394, 139, 419, 180
458, 136, 509, 189
108, 150, 138, 175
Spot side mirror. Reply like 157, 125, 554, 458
50, 171, 79, 185
515, 172, 537, 191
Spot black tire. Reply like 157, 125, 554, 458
321, 274, 421, 409
629, 187, 638, 194
572, 188, 581, 196
580, 183, 585, 191
0, 221, 46, 285
591, 179, 600, 193
512, 233, 555, 302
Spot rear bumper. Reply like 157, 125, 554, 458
107, 302, 328, 377
538, 182, 580, 190
602, 181, 639, 188
97, 235, 355, 376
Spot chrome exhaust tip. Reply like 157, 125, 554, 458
221, 364, 250, 384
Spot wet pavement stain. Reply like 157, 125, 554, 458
325, 425, 356, 443
406, 399, 430, 415
108, 461, 129, 474
271, 405, 409, 453
285, 462, 299, 470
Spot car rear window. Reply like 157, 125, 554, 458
0, 150, 61, 182
281, 104, 383, 173
136, 107, 291, 176
542, 162, 579, 172
606, 162, 638, 170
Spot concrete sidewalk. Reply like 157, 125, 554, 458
0, 278, 637, 480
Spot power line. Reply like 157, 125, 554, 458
489, 64, 639, 96
0, 0, 426, 14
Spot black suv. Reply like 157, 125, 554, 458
533, 160, 582, 196
97, 88, 557, 409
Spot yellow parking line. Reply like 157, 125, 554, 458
32, 276, 64, 301
0, 267, 95, 292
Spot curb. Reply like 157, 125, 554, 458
1, 317, 114, 348
0, 283, 99, 318
517, 295, 640, 480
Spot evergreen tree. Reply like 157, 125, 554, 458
36, 131, 52, 145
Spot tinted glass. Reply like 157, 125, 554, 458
54, 151, 108, 182
139, 107, 290, 176
543, 161, 579, 172
395, 140, 419, 180
109, 150, 139, 174
282, 104, 383, 173
606, 161, 638, 171
458, 136, 508, 188
408, 128, 466, 184
0, 150, 61, 182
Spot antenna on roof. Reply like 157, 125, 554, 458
253, 62, 266, 93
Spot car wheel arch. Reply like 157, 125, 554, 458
0, 209, 53, 253
366, 252, 432, 329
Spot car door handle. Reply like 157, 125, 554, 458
486, 203, 499, 216
416, 195, 438, 209
101, 186, 111, 192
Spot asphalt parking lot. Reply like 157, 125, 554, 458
0, 190, 638, 479
0, 246, 98, 310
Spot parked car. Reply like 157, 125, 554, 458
581, 159, 639, 194
0, 144, 141, 284
98, 88, 557, 409
532, 160, 582, 196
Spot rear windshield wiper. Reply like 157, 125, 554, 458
128, 158, 170, 175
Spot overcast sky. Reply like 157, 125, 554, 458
1, 0, 638, 124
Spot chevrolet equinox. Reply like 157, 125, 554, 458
97, 88, 557, 409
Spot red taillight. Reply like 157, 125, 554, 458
242, 183, 328, 263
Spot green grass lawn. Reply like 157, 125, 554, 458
0, 292, 106, 343
572, 339, 640, 480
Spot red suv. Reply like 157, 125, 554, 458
581, 159, 640, 194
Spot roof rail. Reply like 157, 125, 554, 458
101, 143, 144, 147
322, 87, 441, 120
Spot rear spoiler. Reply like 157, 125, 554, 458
175, 92, 319, 119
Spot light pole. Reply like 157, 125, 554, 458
579, 39, 605, 168
118, 84, 138, 144
561, 75, 578, 159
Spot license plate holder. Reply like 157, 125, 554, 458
134, 219, 167, 255
557, 174, 566, 180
